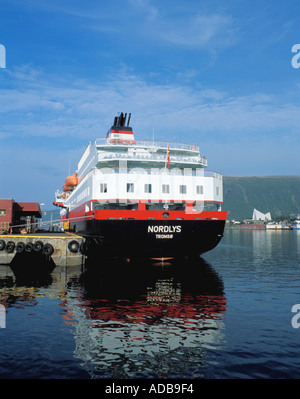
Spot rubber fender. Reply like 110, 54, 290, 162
33, 241, 43, 252
43, 243, 54, 256
80, 240, 88, 255
16, 242, 25, 253
0, 240, 5, 251
5, 241, 15, 253
25, 242, 33, 253
68, 240, 80, 253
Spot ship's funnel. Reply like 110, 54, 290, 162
113, 112, 132, 128
107, 113, 135, 144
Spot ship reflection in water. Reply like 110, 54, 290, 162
71, 256, 227, 378
0, 255, 226, 379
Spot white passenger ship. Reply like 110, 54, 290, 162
54, 113, 227, 257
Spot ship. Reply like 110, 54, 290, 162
291, 220, 300, 230
54, 113, 227, 258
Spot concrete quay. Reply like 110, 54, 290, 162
0, 232, 85, 267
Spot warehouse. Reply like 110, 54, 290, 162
0, 199, 42, 234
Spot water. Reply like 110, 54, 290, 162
0, 229, 300, 379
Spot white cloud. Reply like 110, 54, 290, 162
124, 3, 239, 51
1, 65, 300, 204
2, 0, 238, 53
128, 0, 159, 21
1, 66, 300, 146
159, 13, 237, 49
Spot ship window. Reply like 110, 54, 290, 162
196, 185, 203, 194
93, 200, 138, 210
100, 183, 107, 193
146, 202, 186, 211
179, 185, 187, 194
144, 184, 152, 193
203, 202, 219, 211
127, 183, 134, 193
162, 184, 170, 194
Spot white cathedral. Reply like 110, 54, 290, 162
252, 208, 272, 221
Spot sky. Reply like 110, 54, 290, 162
0, 0, 300, 208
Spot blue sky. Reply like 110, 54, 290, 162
1, 0, 300, 207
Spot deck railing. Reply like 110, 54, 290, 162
97, 151, 207, 166
95, 138, 200, 152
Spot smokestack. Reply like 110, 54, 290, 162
119, 112, 124, 126
127, 113, 131, 126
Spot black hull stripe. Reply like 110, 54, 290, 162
70, 219, 226, 257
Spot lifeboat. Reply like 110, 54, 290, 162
63, 173, 78, 192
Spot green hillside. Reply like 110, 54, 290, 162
222, 175, 300, 221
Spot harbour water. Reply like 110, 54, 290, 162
0, 229, 300, 380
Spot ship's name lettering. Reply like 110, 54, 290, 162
148, 225, 181, 233
155, 234, 173, 239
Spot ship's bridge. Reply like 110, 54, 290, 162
95, 146, 206, 170
77, 113, 207, 179
95, 138, 206, 168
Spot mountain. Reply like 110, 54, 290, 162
222, 175, 300, 221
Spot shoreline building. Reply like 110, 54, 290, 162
0, 199, 42, 234
252, 208, 271, 222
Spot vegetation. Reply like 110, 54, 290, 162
222, 175, 300, 221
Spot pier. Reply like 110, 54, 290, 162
0, 199, 87, 268
0, 232, 86, 267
